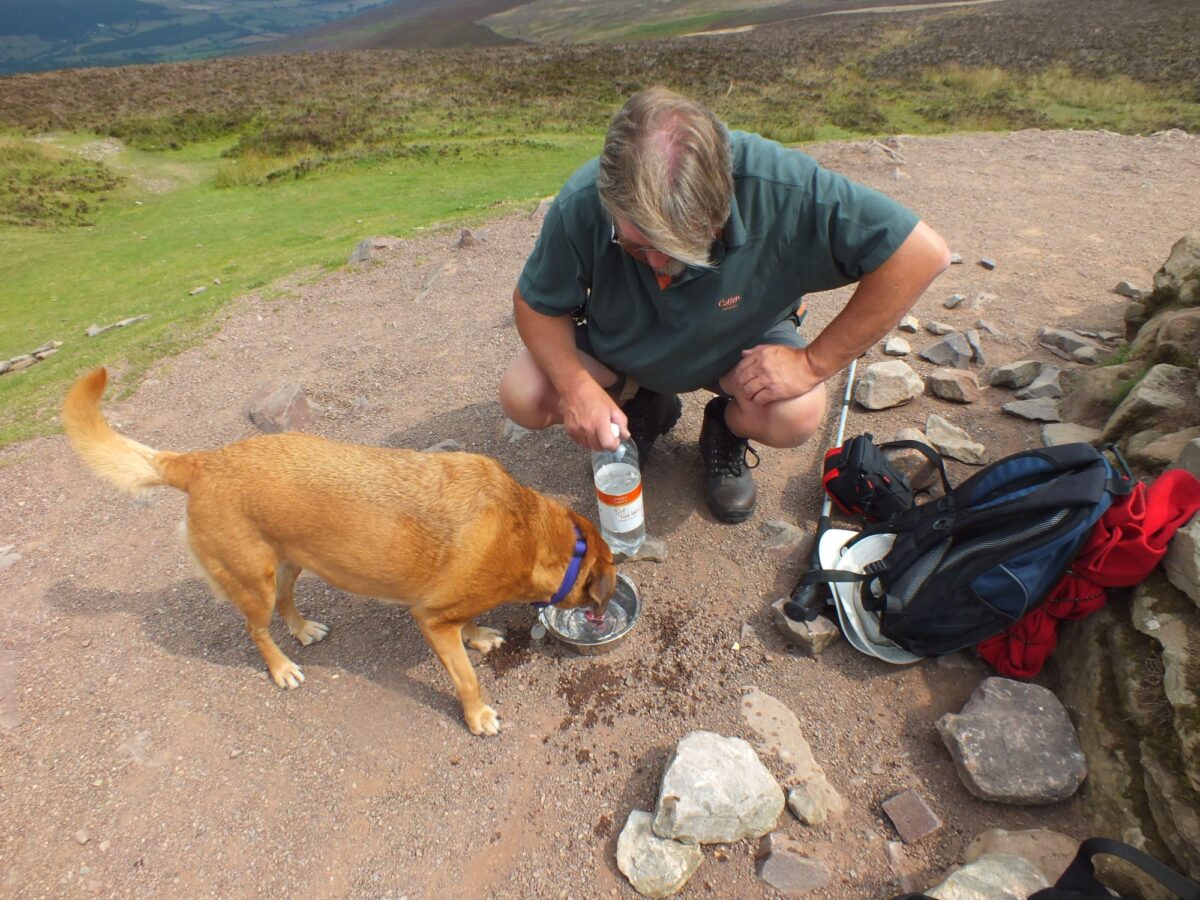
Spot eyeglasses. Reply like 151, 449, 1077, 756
610, 222, 658, 262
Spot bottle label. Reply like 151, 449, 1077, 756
595, 462, 644, 534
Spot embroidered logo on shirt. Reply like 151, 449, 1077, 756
717, 295, 741, 311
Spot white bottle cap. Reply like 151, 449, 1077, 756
610, 422, 625, 460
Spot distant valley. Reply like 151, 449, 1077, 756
0, 0, 392, 74
0, 0, 950, 74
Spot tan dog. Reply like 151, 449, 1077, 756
62, 368, 616, 736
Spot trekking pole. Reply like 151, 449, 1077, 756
783, 356, 858, 622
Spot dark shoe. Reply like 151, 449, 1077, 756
699, 396, 760, 523
621, 388, 682, 462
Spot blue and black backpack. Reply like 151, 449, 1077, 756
828, 439, 1135, 657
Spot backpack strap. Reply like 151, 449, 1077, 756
1036, 836, 1200, 899
877, 439, 953, 497
1098, 443, 1137, 497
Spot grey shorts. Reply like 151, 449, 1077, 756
573, 304, 808, 401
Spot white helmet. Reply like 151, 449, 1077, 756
817, 528, 923, 665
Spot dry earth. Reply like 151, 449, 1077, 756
2, 128, 1199, 899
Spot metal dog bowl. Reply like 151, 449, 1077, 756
539, 573, 640, 655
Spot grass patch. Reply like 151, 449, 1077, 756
0, 130, 601, 445
0, 136, 124, 227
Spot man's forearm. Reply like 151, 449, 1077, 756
512, 290, 595, 402
806, 220, 951, 381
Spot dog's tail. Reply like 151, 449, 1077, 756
61, 367, 194, 494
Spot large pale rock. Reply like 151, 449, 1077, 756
1164, 515, 1200, 607
1148, 233, 1200, 314
1127, 426, 1200, 470
963, 829, 1079, 884
926, 415, 987, 465
1131, 576, 1200, 797
1171, 438, 1200, 478
1101, 364, 1195, 444
1129, 307, 1200, 367
1141, 750, 1200, 879
1059, 363, 1140, 428
937, 678, 1087, 804
855, 360, 924, 410
925, 854, 1049, 900
617, 810, 703, 898
1056, 610, 1181, 900
653, 731, 784, 844
739, 690, 845, 826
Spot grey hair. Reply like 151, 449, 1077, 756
596, 86, 733, 270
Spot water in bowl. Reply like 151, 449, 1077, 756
553, 603, 630, 642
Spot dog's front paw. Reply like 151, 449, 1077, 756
270, 659, 305, 689
290, 619, 329, 646
465, 626, 506, 654
467, 705, 501, 737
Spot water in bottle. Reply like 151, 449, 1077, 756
592, 423, 645, 555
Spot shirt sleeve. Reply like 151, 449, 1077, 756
806, 165, 920, 288
517, 201, 592, 316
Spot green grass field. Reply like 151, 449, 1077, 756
0, 131, 600, 444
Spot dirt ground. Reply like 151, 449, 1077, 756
2, 128, 1198, 899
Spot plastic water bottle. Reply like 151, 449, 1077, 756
592, 423, 645, 555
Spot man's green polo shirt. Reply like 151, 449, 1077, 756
518, 130, 919, 395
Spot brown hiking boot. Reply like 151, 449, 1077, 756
699, 396, 759, 523
621, 388, 682, 462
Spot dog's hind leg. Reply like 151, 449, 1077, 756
413, 612, 500, 737
275, 560, 329, 646
190, 538, 305, 689
462, 622, 505, 653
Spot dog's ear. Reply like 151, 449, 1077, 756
587, 563, 617, 606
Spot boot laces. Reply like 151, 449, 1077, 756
710, 426, 760, 477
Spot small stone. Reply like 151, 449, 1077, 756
99, 841, 110, 853
74, 829, 90, 845
423, 439, 462, 453
949, 253, 964, 264
898, 315, 919, 333
979, 257, 997, 270
189, 286, 207, 296
1041, 423, 1101, 447
990, 360, 1042, 389
756, 833, 832, 895
926, 321, 957, 336
944, 293, 966, 309
883, 337, 910, 356
882, 790, 941, 844
771, 598, 841, 657
1002, 398, 1061, 423
975, 319, 1006, 338
229, 749, 242, 758
1113, 280, 1145, 299
213, 277, 222, 285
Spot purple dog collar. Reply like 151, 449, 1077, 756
533, 526, 586, 609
